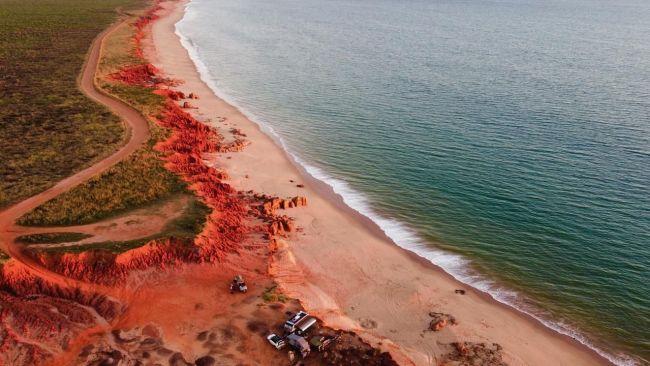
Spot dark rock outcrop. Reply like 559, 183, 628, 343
428, 312, 457, 331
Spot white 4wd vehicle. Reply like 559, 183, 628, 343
266, 333, 286, 350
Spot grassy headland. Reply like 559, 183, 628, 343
17, 3, 183, 227
17, 146, 186, 226
0, 0, 145, 207
17, 2, 211, 252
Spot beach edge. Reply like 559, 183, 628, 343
148, 1, 619, 365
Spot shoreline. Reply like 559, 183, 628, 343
149, 1, 616, 365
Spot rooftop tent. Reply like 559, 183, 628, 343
295, 316, 317, 334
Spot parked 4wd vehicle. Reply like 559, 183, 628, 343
229, 275, 248, 293
266, 333, 286, 350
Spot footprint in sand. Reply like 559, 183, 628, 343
360, 318, 378, 329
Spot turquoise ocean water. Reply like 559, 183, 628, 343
175, 0, 650, 363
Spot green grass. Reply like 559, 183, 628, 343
11, 0, 214, 256
37, 236, 166, 254
0, 250, 9, 264
262, 284, 289, 303
102, 83, 166, 113
15, 232, 93, 244
163, 199, 212, 237
17, 7, 190, 228
0, 0, 145, 208
34, 198, 210, 254
18, 148, 186, 226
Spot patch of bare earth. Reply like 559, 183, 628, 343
15, 195, 191, 249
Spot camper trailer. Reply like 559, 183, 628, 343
283, 311, 308, 332
284, 311, 317, 334
294, 316, 317, 335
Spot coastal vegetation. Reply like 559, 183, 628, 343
36, 237, 166, 254
262, 284, 288, 303
14, 0, 214, 257
0, 0, 143, 208
31, 197, 210, 255
15, 232, 93, 244
17, 147, 185, 226
17, 4, 188, 230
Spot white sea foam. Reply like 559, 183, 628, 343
174, 5, 636, 365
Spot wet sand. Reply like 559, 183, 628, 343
148, 1, 612, 364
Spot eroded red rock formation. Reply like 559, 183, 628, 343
154, 89, 185, 100
428, 312, 458, 332
109, 63, 160, 87
261, 196, 308, 216
443, 341, 507, 365
153, 101, 251, 261
216, 138, 249, 153
251, 195, 308, 240
0, 263, 120, 317
267, 216, 295, 237
24, 239, 199, 285
230, 128, 247, 137
132, 2, 162, 59
0, 263, 121, 365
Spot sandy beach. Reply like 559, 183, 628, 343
147, 1, 613, 364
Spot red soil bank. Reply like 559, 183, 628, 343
109, 63, 160, 86
0, 262, 120, 318
133, 2, 162, 59
154, 88, 185, 100
25, 238, 199, 285
154, 101, 251, 261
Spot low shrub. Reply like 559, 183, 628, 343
15, 232, 93, 244
18, 148, 185, 226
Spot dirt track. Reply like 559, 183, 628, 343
0, 16, 150, 288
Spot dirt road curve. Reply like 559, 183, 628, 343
0, 17, 150, 288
